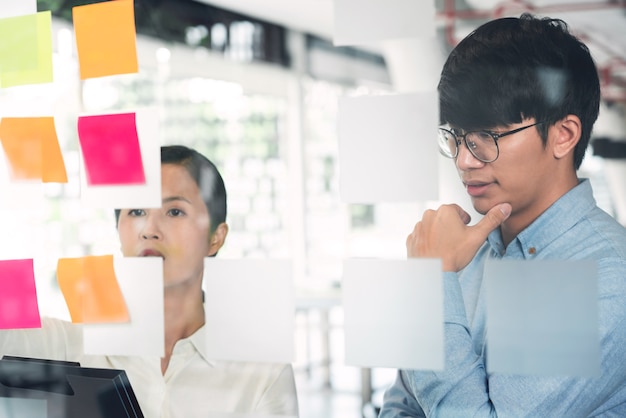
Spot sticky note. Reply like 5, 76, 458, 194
57, 255, 130, 324
334, 0, 435, 46
0, 0, 36, 19
0, 180, 44, 210
0, 209, 45, 260
0, 11, 53, 87
0, 259, 41, 330
338, 92, 439, 203
343, 258, 444, 370
0, 152, 44, 210
485, 260, 600, 377
78, 112, 146, 186
203, 259, 294, 363
84, 257, 164, 357
79, 108, 161, 209
73, 0, 138, 79
0, 117, 67, 183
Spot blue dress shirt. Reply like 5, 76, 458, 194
380, 179, 626, 417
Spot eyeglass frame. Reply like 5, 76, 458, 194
438, 120, 547, 163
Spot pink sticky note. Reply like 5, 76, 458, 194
77, 112, 146, 185
0, 259, 41, 329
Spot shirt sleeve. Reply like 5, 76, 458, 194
0, 317, 83, 362
254, 363, 300, 416
380, 259, 626, 417
379, 369, 426, 417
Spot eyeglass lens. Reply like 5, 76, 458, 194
438, 129, 498, 162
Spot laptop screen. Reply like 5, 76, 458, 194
0, 356, 144, 418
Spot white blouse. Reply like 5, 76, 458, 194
0, 317, 299, 418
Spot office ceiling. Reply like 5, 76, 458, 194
195, 0, 626, 102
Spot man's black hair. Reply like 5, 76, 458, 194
438, 13, 600, 169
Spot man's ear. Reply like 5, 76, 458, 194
552, 114, 581, 160
208, 222, 229, 256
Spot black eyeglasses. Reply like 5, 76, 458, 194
438, 121, 546, 163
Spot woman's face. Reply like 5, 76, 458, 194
117, 163, 221, 288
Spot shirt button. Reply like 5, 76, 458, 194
528, 247, 536, 255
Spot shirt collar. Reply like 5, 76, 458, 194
188, 325, 217, 367
487, 179, 596, 258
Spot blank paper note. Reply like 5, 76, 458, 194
0, 117, 67, 183
79, 108, 161, 209
485, 260, 600, 378
0, 0, 36, 19
203, 259, 294, 363
84, 257, 164, 357
338, 92, 439, 203
0, 209, 45, 261
78, 112, 145, 186
73, 0, 138, 79
0, 153, 44, 210
0, 259, 41, 330
334, 0, 435, 46
343, 258, 444, 370
57, 255, 130, 324
0, 11, 53, 88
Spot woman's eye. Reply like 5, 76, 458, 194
167, 208, 184, 217
128, 209, 145, 216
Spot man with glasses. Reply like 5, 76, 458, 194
380, 14, 626, 417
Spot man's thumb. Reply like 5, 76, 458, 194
475, 203, 512, 236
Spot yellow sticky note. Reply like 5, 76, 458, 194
0, 11, 53, 88
57, 255, 130, 324
0, 117, 67, 183
73, 0, 138, 79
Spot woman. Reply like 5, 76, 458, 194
0, 145, 299, 417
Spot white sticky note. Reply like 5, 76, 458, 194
0, 0, 36, 19
343, 258, 444, 370
79, 108, 161, 209
203, 259, 294, 363
334, 0, 435, 46
0, 151, 44, 210
0, 208, 44, 260
485, 260, 600, 377
338, 92, 438, 203
83, 257, 164, 357
0, 397, 47, 417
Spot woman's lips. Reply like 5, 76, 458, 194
139, 249, 163, 257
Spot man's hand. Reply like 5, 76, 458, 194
406, 203, 512, 272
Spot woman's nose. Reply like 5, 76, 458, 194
140, 214, 161, 240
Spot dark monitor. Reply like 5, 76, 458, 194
0, 356, 143, 418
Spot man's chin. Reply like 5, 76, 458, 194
470, 198, 492, 216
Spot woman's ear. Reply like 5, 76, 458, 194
207, 222, 229, 256
552, 114, 581, 160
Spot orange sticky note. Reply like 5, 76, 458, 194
73, 0, 138, 79
57, 255, 129, 324
0, 117, 67, 183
